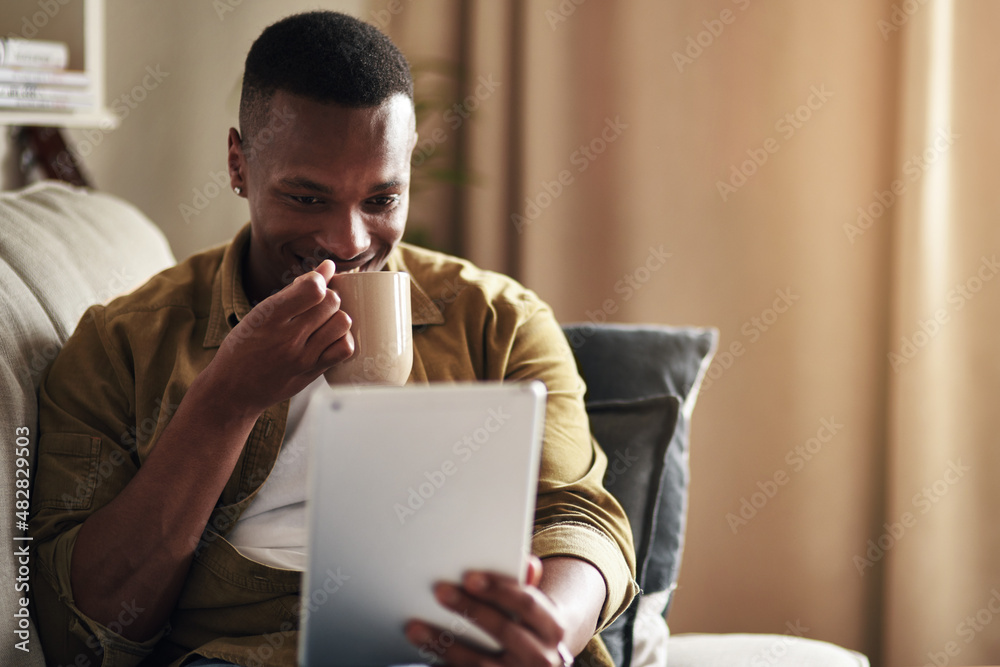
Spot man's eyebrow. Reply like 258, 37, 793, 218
278, 177, 407, 195
370, 179, 407, 193
279, 177, 333, 194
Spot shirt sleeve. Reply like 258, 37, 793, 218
29, 305, 168, 667
486, 295, 639, 632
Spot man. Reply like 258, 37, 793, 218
30, 11, 636, 667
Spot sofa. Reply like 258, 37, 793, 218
0, 181, 869, 666
0, 181, 176, 667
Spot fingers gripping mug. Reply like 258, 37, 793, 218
323, 271, 413, 386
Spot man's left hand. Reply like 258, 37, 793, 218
405, 555, 591, 666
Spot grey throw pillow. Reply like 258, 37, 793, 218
588, 395, 680, 666
562, 323, 718, 667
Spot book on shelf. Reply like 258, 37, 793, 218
0, 38, 69, 70
0, 66, 89, 87
0, 84, 92, 106
0, 38, 100, 114
0, 96, 92, 111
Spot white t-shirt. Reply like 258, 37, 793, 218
226, 376, 327, 570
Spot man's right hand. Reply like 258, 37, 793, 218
70, 261, 356, 642
206, 259, 354, 417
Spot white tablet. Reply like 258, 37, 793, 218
298, 381, 546, 666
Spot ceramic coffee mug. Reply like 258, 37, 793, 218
323, 271, 413, 386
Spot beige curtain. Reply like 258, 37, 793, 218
382, 1, 1000, 664
885, 1, 1000, 665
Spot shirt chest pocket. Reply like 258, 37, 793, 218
32, 433, 102, 512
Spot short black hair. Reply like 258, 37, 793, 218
239, 11, 413, 151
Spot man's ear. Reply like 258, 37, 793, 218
227, 128, 247, 197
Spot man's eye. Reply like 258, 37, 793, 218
369, 195, 398, 207
292, 195, 322, 206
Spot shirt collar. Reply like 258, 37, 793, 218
387, 245, 445, 326
204, 224, 252, 348
205, 227, 442, 349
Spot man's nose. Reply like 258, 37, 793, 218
319, 209, 371, 262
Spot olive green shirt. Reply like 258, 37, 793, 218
30, 225, 637, 667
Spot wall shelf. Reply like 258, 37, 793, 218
0, 0, 114, 128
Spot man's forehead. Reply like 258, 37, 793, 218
254, 91, 413, 157
246, 91, 414, 186
267, 89, 415, 130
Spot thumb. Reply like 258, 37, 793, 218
314, 259, 336, 284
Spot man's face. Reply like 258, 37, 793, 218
229, 90, 416, 302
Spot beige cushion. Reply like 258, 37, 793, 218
668, 633, 870, 667
0, 181, 175, 667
